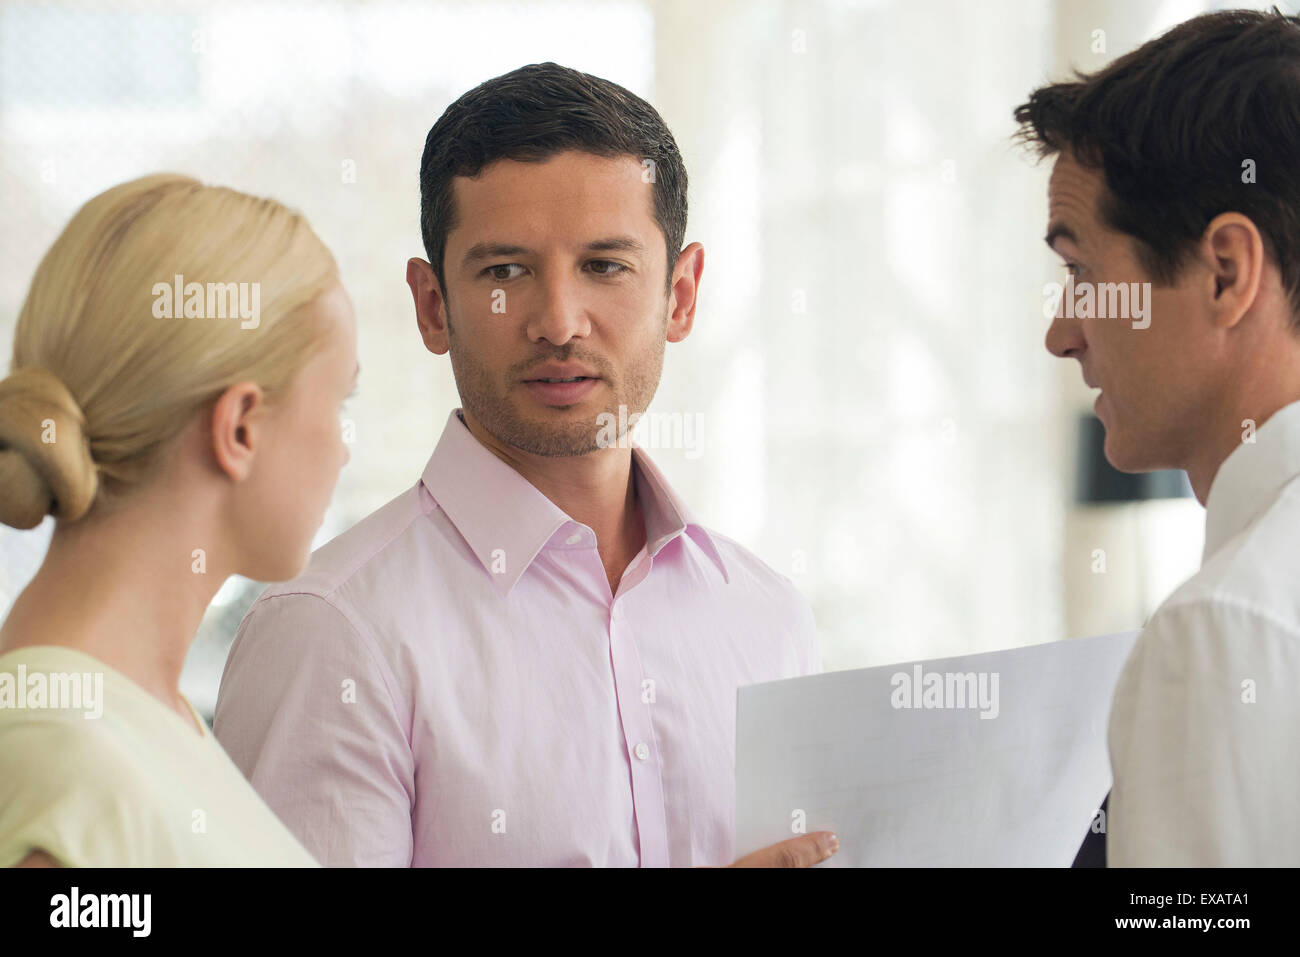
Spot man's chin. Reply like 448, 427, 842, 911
1101, 429, 1155, 474
492, 402, 609, 457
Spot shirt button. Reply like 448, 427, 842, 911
565, 532, 582, 545
634, 742, 650, 761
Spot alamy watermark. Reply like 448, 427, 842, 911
890, 664, 1000, 719
0, 667, 103, 719
152, 274, 261, 329
50, 887, 150, 937
596, 404, 704, 459
1043, 277, 1151, 329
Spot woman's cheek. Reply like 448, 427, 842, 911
319, 410, 348, 486
333, 411, 350, 468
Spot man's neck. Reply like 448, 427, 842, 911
459, 408, 647, 594
1183, 385, 1300, 505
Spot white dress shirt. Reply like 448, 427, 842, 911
1108, 398, 1300, 865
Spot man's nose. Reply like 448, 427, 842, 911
528, 271, 590, 346
1045, 294, 1085, 359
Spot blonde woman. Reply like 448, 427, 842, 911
0, 174, 357, 866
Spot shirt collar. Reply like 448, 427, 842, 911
1203, 398, 1300, 561
420, 408, 729, 595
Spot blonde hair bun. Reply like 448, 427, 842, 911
0, 366, 97, 529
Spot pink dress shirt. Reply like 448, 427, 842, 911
213, 408, 821, 866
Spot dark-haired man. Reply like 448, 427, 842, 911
1017, 9, 1300, 865
213, 63, 836, 868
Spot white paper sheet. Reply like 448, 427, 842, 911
735, 630, 1139, 866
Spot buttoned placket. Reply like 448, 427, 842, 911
603, 545, 671, 868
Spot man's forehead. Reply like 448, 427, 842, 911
1046, 152, 1102, 244
455, 153, 649, 211
447, 152, 658, 248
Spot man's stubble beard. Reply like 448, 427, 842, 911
446, 308, 668, 458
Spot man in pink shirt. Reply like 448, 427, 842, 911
214, 62, 836, 868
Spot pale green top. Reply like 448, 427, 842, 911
0, 645, 318, 867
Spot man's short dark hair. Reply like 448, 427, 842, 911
419, 61, 688, 300
1014, 8, 1300, 327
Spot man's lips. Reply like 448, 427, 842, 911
521, 376, 600, 406
522, 363, 599, 382
522, 375, 600, 383
1092, 384, 1106, 416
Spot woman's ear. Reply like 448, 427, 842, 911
209, 382, 265, 482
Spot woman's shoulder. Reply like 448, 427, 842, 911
0, 709, 146, 868
0, 705, 140, 790
0, 646, 163, 794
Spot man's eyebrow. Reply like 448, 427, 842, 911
461, 242, 532, 268
460, 237, 646, 268
1045, 222, 1080, 252
586, 236, 645, 254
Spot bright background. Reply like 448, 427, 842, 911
1, 0, 1246, 719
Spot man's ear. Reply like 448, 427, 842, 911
209, 382, 265, 482
666, 242, 705, 344
407, 257, 451, 355
1202, 212, 1265, 331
